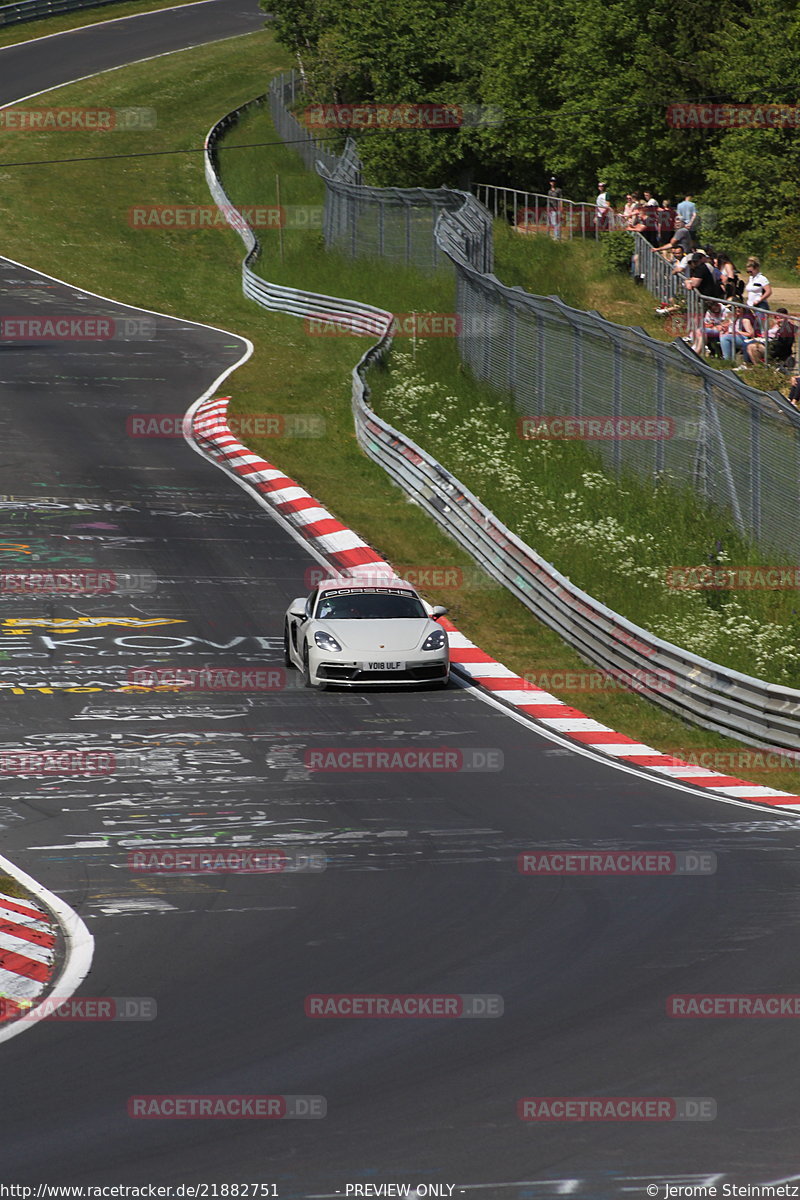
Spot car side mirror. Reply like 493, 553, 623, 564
431, 605, 448, 618
289, 598, 307, 619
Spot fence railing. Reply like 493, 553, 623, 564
266, 69, 800, 563
202, 83, 800, 752
472, 184, 612, 240
0, 0, 127, 25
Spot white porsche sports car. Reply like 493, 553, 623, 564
283, 578, 450, 689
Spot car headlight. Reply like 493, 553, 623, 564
422, 628, 447, 651
314, 630, 342, 653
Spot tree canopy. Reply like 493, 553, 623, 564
265, 0, 800, 258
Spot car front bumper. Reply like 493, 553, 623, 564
311, 655, 450, 686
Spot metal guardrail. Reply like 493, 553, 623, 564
203, 94, 800, 752
0, 0, 127, 26
473, 183, 604, 240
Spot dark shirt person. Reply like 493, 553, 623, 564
684, 252, 723, 300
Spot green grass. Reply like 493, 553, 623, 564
493, 224, 677, 342
0, 874, 29, 900
0, 31, 798, 796
0, 0, 211, 49
492, 226, 795, 396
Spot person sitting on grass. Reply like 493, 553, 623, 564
693, 301, 727, 357
719, 308, 759, 364
746, 310, 798, 368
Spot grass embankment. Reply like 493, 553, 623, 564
0, 30, 798, 793
492, 226, 794, 394
0, 0, 209, 50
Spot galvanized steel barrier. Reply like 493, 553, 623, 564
267, 72, 800, 563
203, 89, 800, 751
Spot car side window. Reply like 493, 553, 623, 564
305, 590, 318, 620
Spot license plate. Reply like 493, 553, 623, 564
362, 661, 403, 671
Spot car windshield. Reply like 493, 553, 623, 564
316, 591, 427, 620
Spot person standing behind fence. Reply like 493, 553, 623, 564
657, 198, 676, 247
547, 177, 563, 240
743, 258, 772, 312
677, 193, 698, 242
595, 182, 612, 231
642, 197, 660, 247
716, 253, 743, 301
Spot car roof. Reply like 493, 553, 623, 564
316, 576, 418, 595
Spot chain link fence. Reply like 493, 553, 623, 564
269, 70, 800, 560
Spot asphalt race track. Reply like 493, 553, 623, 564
1, 4, 800, 1194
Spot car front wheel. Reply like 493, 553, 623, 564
283, 622, 295, 669
302, 643, 326, 691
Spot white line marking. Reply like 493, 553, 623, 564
0, 26, 263, 111
0, 0, 219, 55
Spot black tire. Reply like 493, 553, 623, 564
283, 622, 295, 669
302, 644, 326, 690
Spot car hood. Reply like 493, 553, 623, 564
318, 618, 437, 653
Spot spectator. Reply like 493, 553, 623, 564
656, 217, 694, 258
720, 308, 758, 362
657, 198, 676, 246
669, 245, 693, 281
677, 192, 698, 237
746, 309, 797, 367
595, 181, 612, 231
684, 251, 723, 300
642, 197, 660, 246
715, 253, 743, 301
789, 374, 800, 407
743, 257, 772, 315
622, 193, 637, 222
694, 300, 727, 357
547, 177, 563, 240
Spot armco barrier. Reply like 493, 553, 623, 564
203, 97, 800, 753
0, 0, 127, 26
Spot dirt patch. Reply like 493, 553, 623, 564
769, 286, 800, 312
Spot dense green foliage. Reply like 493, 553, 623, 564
598, 231, 635, 274
264, 0, 800, 260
